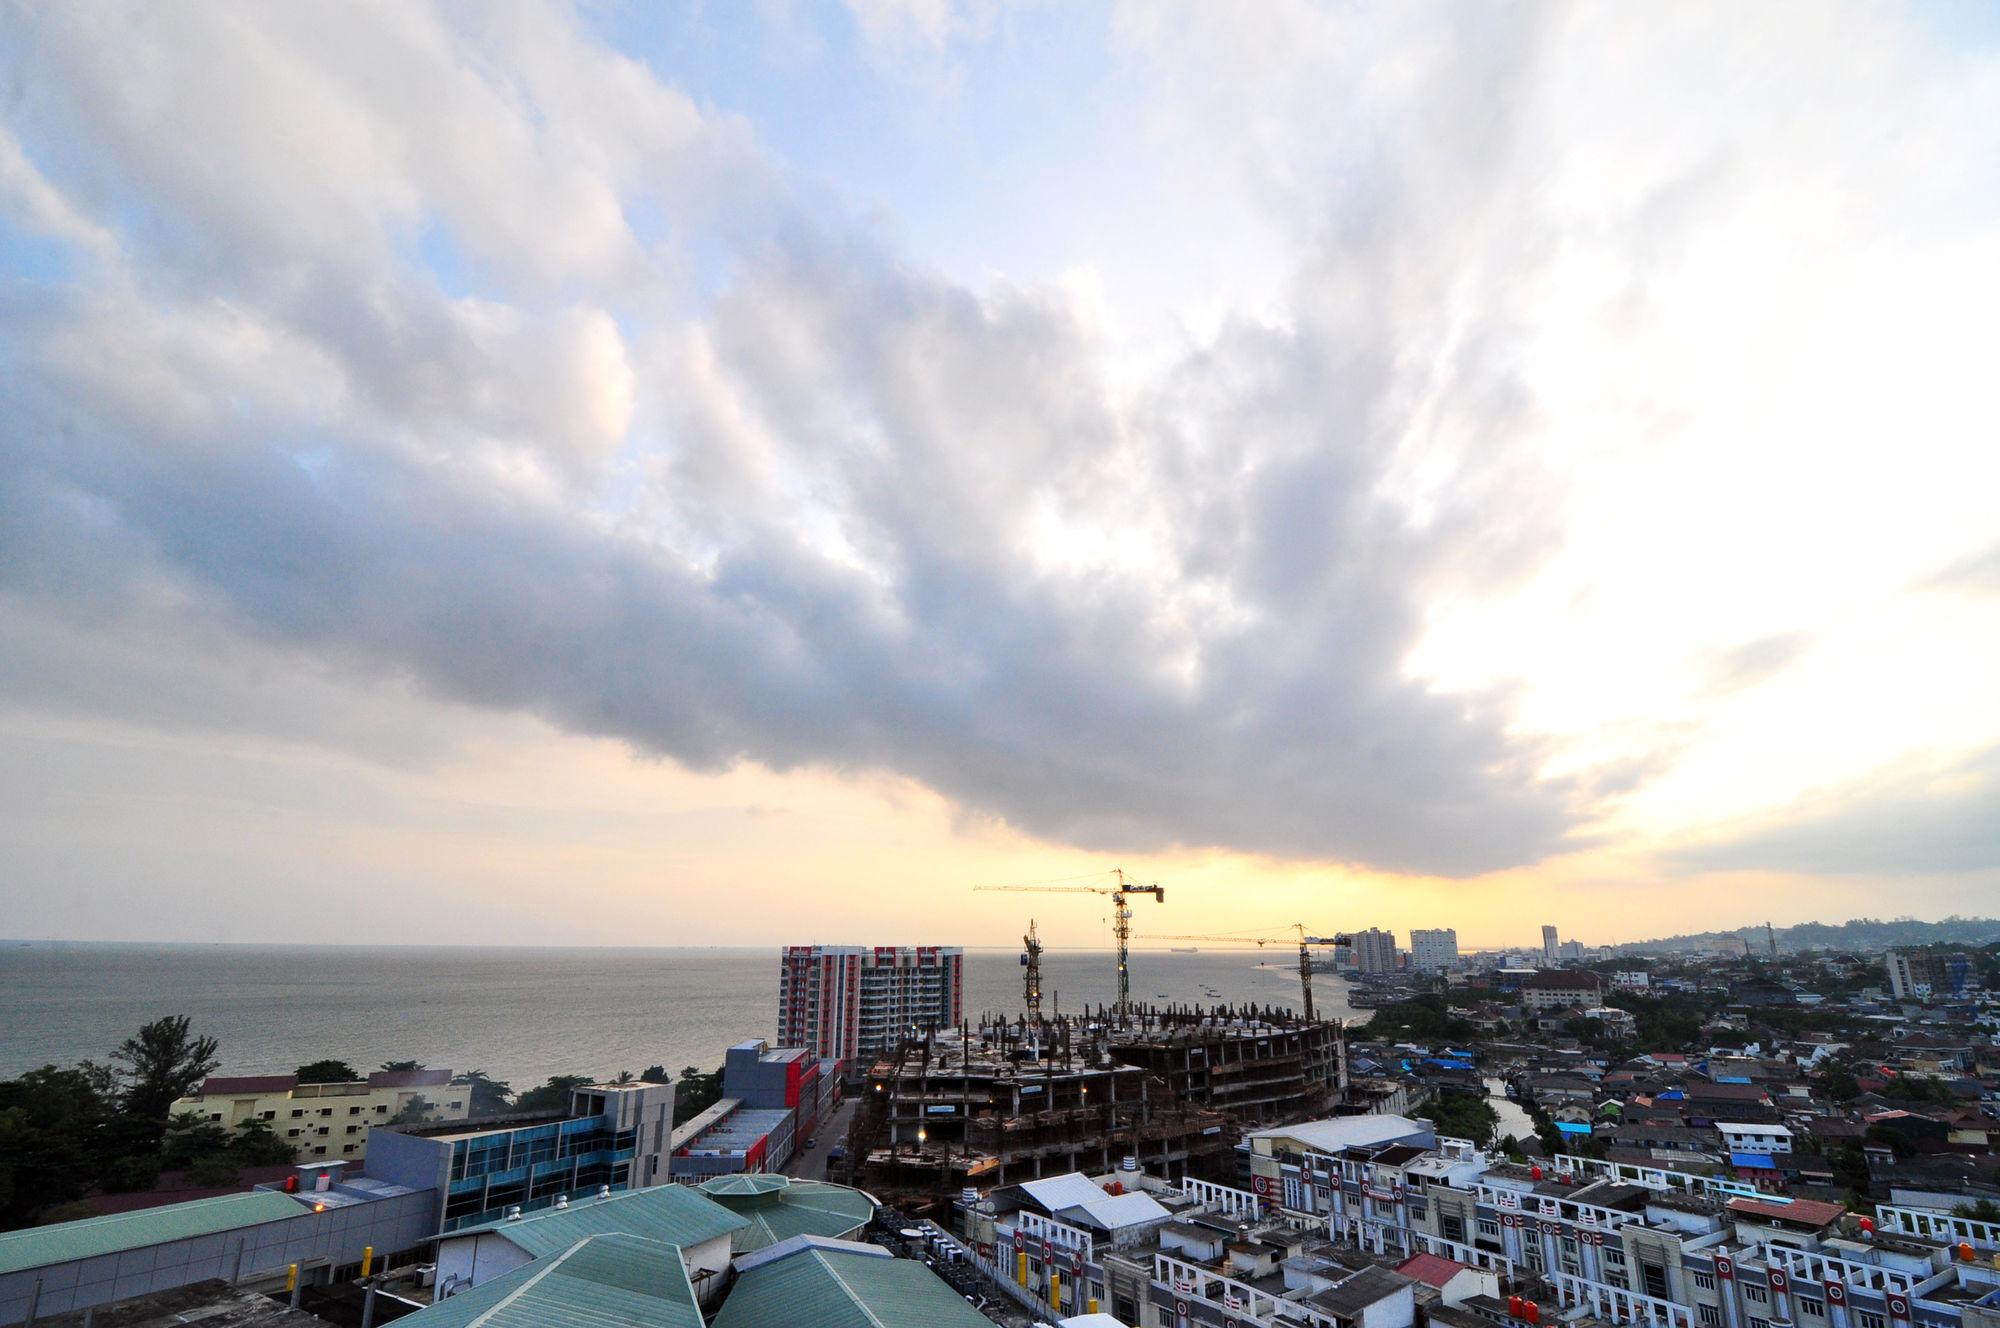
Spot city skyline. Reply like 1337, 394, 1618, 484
4, 3, 1999, 947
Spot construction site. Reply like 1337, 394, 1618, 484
842, 871, 1354, 1210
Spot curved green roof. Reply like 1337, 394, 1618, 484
702, 1178, 875, 1252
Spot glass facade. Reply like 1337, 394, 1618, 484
440, 1117, 638, 1231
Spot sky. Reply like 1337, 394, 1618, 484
2, 1, 1998, 952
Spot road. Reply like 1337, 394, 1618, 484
784, 1093, 860, 1181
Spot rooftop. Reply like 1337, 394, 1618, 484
400, 1233, 701, 1328
713, 1242, 992, 1328
694, 1175, 876, 1253
449, 1183, 748, 1257
0, 1191, 309, 1276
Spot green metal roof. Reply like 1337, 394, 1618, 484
699, 1178, 874, 1253
698, 1173, 789, 1199
712, 1246, 992, 1328
0, 1190, 308, 1275
403, 1234, 702, 1328
456, 1184, 748, 1260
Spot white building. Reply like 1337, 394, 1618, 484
1612, 970, 1650, 992
1541, 925, 1559, 962
1716, 1121, 1793, 1156
1408, 929, 1459, 973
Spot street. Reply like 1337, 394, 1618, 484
783, 1092, 859, 1181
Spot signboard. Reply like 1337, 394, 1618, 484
1825, 1282, 1846, 1306
1715, 1255, 1735, 1282
1251, 1175, 1274, 1196
1886, 1294, 1910, 1321
1769, 1269, 1789, 1294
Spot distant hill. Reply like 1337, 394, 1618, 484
1619, 915, 2000, 956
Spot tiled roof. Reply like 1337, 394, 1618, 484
198, 1075, 300, 1095
1396, 1252, 1472, 1288
695, 1176, 875, 1253
1726, 1196, 1845, 1228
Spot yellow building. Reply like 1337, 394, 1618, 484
172, 1068, 469, 1162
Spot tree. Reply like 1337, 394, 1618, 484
380, 1060, 423, 1073
514, 1076, 590, 1114
390, 1096, 434, 1126
1953, 1199, 2000, 1223
161, 1111, 231, 1169
1813, 1057, 1862, 1104
0, 1065, 114, 1229
113, 1017, 220, 1132
639, 1066, 672, 1084
673, 1066, 725, 1125
1427, 1092, 1500, 1147
453, 1071, 512, 1117
231, 1118, 296, 1166
295, 1060, 362, 1085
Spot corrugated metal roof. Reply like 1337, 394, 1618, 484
405, 1233, 701, 1328
455, 1184, 748, 1259
0, 1190, 308, 1275
697, 1178, 873, 1253
712, 1246, 992, 1328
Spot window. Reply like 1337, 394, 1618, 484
312, 1146, 326, 1155
209, 1112, 222, 1122
319, 1108, 333, 1117
1699, 1306, 1723, 1327
1749, 1317, 1769, 1328
1641, 1262, 1669, 1300
450, 1100, 464, 1110
287, 1128, 301, 1138
1798, 1297, 1825, 1319
1441, 1213, 1465, 1242
1479, 1219, 1501, 1239
292, 1108, 305, 1118
261, 1110, 276, 1120
316, 1127, 329, 1136
1605, 1248, 1626, 1267
342, 1144, 357, 1154
1858, 1312, 1886, 1328
375, 1105, 388, 1114
345, 1125, 361, 1135
1693, 1273, 1715, 1292
1746, 1286, 1769, 1305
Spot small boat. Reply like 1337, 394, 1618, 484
1170, 946, 1199, 953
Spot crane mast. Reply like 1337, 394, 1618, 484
1022, 918, 1044, 1023
975, 869, 1166, 1019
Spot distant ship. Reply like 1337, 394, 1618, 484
1170, 946, 1199, 953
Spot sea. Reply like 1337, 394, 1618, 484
0, 942, 1358, 1090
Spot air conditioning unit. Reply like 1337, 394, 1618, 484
416, 1264, 437, 1288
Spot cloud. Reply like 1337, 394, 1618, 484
3, 0, 1997, 887
1696, 631, 1816, 698
1670, 746, 2000, 876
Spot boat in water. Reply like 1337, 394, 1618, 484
1170, 946, 1199, 953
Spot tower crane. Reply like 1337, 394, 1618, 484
1021, 919, 1044, 1023
975, 868, 1165, 1018
1136, 924, 1354, 1022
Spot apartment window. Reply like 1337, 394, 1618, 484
1746, 1286, 1769, 1305
209, 1112, 223, 1122
1699, 1307, 1723, 1327
1859, 1312, 1887, 1328
312, 1146, 326, 1155
1479, 1219, 1500, 1239
342, 1144, 357, 1154
319, 1108, 332, 1117
1749, 1317, 1770, 1328
287, 1129, 301, 1138
261, 1110, 276, 1120
1441, 1213, 1465, 1243
1798, 1297, 1826, 1319
1693, 1273, 1715, 1292
449, 1100, 464, 1109
292, 1109, 304, 1118
375, 1105, 388, 1114
345, 1125, 361, 1135
1641, 1262, 1669, 1300
316, 1127, 329, 1136
1605, 1248, 1626, 1268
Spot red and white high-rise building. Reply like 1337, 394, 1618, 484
777, 945, 964, 1066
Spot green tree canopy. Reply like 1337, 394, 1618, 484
295, 1060, 362, 1084
452, 1071, 512, 1116
380, 1060, 423, 1072
514, 1076, 591, 1114
113, 1016, 220, 1140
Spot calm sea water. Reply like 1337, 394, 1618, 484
0, 943, 1354, 1090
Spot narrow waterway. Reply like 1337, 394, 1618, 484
1485, 1074, 1537, 1144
